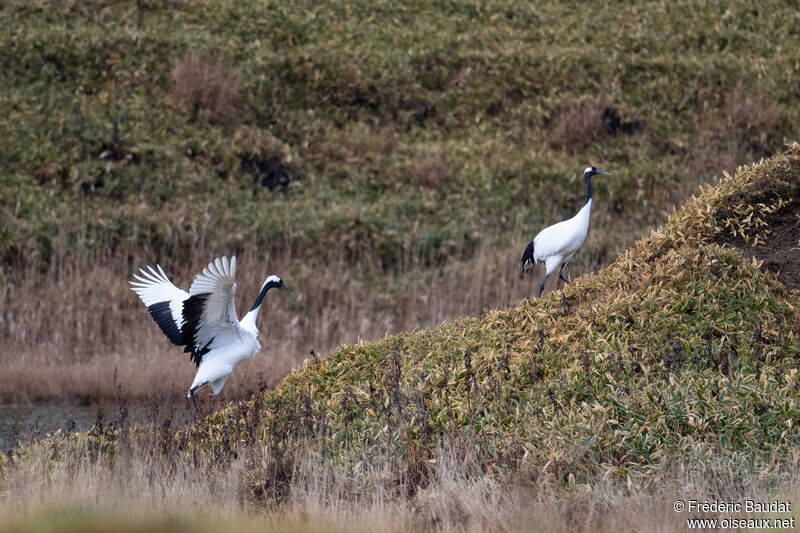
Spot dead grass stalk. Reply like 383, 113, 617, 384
170, 53, 241, 125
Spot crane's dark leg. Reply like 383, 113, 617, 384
188, 386, 199, 412
558, 264, 569, 285
538, 273, 550, 298
188, 382, 207, 414
188, 389, 198, 412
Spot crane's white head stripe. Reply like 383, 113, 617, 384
262, 274, 282, 289
584, 166, 596, 174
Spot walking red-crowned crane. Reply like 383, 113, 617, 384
521, 165, 611, 297
129, 256, 293, 408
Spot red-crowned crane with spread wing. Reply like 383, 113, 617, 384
130, 256, 293, 407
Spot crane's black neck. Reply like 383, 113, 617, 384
584, 171, 593, 206
249, 280, 282, 312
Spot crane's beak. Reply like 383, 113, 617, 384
597, 169, 612, 175
280, 283, 297, 299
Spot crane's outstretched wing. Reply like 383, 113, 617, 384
182, 256, 241, 366
129, 265, 189, 346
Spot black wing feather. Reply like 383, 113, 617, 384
147, 301, 185, 346
521, 240, 535, 277
181, 293, 214, 367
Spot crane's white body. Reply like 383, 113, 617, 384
532, 198, 592, 277
189, 315, 261, 394
129, 256, 289, 401
522, 166, 610, 297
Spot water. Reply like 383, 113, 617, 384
0, 403, 194, 451
0, 404, 98, 450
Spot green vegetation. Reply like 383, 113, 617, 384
192, 145, 800, 484
2, 1, 800, 529
2, 0, 799, 272
6, 145, 800, 509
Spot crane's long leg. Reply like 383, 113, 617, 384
189, 387, 199, 412
538, 273, 550, 298
189, 389, 197, 412
188, 382, 207, 414
558, 263, 569, 285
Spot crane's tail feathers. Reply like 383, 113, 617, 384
520, 241, 535, 279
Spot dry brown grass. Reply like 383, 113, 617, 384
686, 142, 739, 176
409, 153, 452, 189
2, 441, 517, 532
0, 240, 578, 404
547, 99, 610, 154
170, 53, 241, 125
2, 428, 798, 533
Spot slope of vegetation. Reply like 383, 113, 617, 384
193, 144, 800, 484
3, 146, 799, 532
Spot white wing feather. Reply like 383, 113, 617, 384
187, 256, 240, 352
129, 264, 188, 329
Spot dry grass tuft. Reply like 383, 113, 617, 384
317, 127, 397, 162
409, 153, 452, 189
3, 424, 799, 533
548, 99, 613, 154
170, 53, 241, 125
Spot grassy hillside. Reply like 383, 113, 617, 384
3, 146, 799, 531
2, 0, 798, 268
195, 144, 800, 481
4, 0, 800, 402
